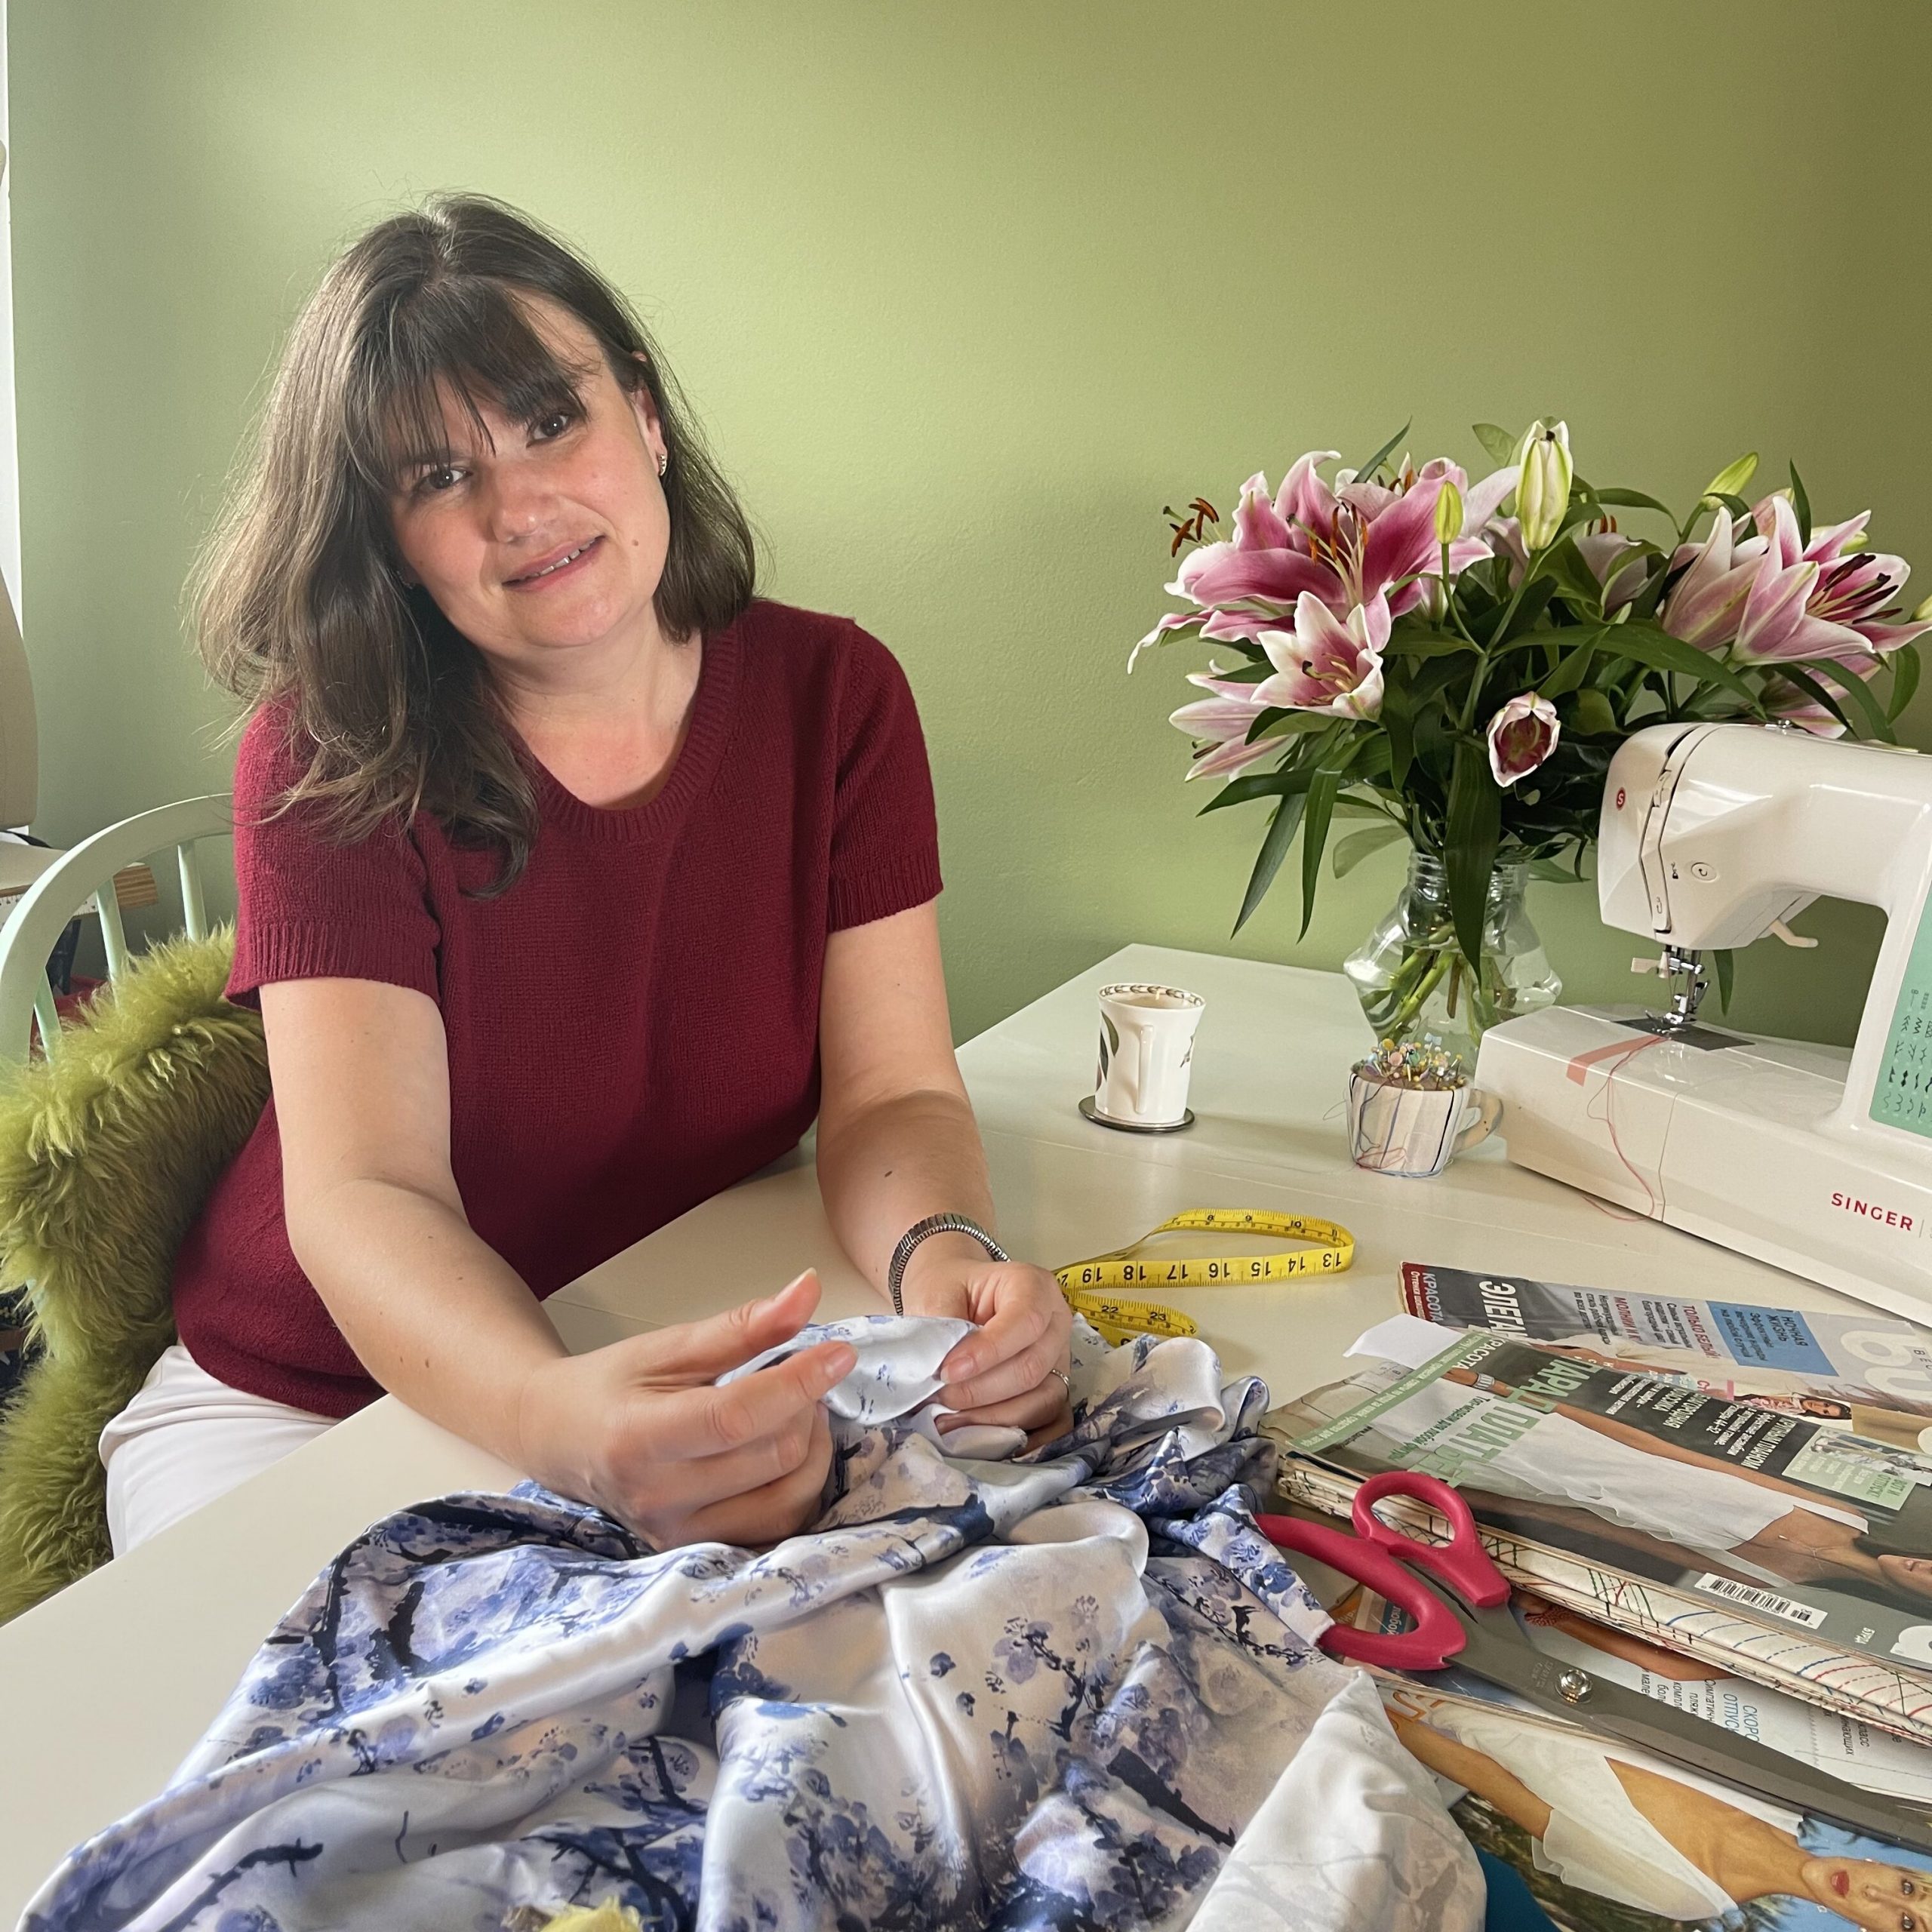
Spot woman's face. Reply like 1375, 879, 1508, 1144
386, 294, 670, 679
1799, 1855, 1927, 1929
1878, 1555, 1932, 1603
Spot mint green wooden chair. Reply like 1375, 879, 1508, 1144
0, 795, 233, 1065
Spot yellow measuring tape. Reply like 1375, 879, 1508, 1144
1053, 1208, 1356, 1344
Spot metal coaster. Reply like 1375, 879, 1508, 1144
1078, 1095, 1195, 1134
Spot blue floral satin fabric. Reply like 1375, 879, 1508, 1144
20, 1318, 1480, 1931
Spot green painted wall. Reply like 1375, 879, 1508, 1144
11, 1, 1929, 1043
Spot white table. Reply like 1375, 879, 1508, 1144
0, 943, 1881, 1920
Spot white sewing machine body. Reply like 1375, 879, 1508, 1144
1475, 721, 1932, 1317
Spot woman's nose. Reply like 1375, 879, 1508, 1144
481, 460, 555, 543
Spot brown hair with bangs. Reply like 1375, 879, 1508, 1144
194, 192, 757, 893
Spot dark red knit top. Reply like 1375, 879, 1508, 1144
169, 600, 943, 1417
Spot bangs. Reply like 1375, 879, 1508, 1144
346, 276, 603, 491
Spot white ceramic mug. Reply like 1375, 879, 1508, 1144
1095, 983, 1204, 1127
1346, 1069, 1501, 1178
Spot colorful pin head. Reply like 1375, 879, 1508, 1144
1355, 1034, 1468, 1091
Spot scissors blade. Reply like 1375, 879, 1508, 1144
1450, 1601, 1932, 1859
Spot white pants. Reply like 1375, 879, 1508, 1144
98, 1343, 336, 1556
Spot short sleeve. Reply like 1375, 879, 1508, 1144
826, 624, 943, 932
226, 703, 442, 1006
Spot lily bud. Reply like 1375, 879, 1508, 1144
1701, 452, 1759, 503
1434, 480, 1465, 548
1913, 594, 1932, 623
1514, 420, 1573, 553
1487, 692, 1561, 787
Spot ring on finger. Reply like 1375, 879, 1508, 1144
1048, 1367, 1072, 1398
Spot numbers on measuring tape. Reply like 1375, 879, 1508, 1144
1051, 1208, 1356, 1341
1066, 1291, 1199, 1342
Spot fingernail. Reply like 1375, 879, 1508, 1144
753, 1272, 812, 1316
947, 1349, 980, 1381
821, 1343, 857, 1383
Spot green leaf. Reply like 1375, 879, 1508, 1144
1472, 423, 1518, 466
1889, 643, 1921, 723
1769, 663, 1852, 735
1790, 658, 1894, 742
1386, 631, 1480, 659
1494, 575, 1558, 645
1384, 678, 1416, 792
1570, 687, 1619, 736
1586, 620, 1762, 706
1298, 764, 1342, 938
1589, 487, 1679, 519
1354, 420, 1411, 483
1702, 453, 1758, 502
1712, 948, 1735, 1014
1251, 709, 1336, 743
1444, 740, 1502, 970
1197, 764, 1312, 815
1331, 820, 1406, 878
1543, 538, 1606, 618
1343, 734, 1393, 786
1558, 493, 1605, 539
1538, 632, 1599, 697
1789, 461, 1812, 547
1712, 491, 1755, 522
1233, 789, 1307, 934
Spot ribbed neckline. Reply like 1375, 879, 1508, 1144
515, 619, 742, 844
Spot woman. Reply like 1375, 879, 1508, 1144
1387, 1690, 1930, 1927
1427, 1362, 1932, 1607
1346, 1328, 1932, 1607
97, 194, 1072, 1555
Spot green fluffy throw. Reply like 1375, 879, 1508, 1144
0, 928, 267, 1621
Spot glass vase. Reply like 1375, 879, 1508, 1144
1343, 851, 1559, 1075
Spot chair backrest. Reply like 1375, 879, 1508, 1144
0, 795, 234, 1066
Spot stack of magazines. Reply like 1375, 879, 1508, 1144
1265, 1262, 1932, 1929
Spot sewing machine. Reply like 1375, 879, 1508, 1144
1473, 721, 1932, 1318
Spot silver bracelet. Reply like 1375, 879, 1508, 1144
887, 1213, 1009, 1315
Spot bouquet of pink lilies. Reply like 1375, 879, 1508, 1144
1136, 424, 1928, 989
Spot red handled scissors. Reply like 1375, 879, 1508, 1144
1257, 1469, 1932, 1854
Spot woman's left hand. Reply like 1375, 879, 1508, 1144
902, 1256, 1074, 1437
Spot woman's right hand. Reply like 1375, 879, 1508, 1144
513, 1269, 854, 1549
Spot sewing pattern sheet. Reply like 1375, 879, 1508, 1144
20, 1318, 1480, 1932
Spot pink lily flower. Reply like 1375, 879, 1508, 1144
1168, 669, 1278, 780
1664, 494, 1932, 663
1251, 591, 1389, 721
1755, 496, 1932, 656
1573, 531, 1646, 613
1487, 693, 1561, 786
1130, 451, 1511, 671
1660, 506, 1758, 650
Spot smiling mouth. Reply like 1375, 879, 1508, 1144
506, 536, 600, 586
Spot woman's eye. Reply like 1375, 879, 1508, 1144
413, 465, 462, 497
533, 410, 574, 440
